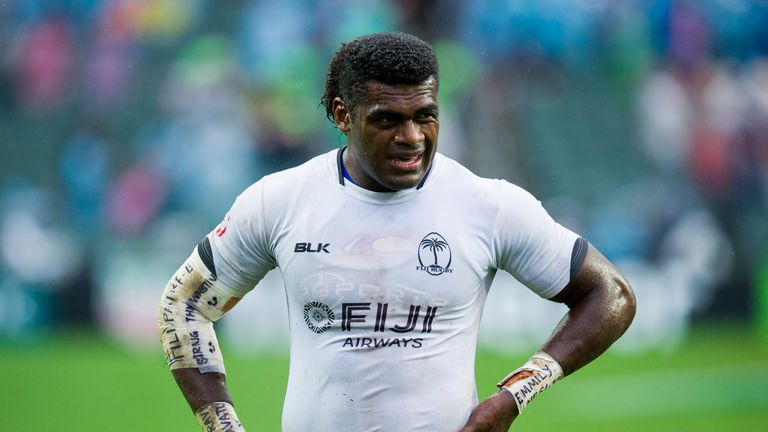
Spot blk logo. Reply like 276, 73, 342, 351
295, 242, 330, 253
417, 232, 453, 276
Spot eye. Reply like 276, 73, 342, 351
373, 114, 397, 127
415, 112, 438, 123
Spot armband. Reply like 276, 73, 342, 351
195, 401, 245, 432
157, 248, 243, 373
497, 351, 563, 413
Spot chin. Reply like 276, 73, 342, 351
382, 175, 422, 191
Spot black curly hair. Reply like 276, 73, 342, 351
321, 32, 439, 122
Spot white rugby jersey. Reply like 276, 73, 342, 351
206, 148, 580, 431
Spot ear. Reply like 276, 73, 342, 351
332, 97, 351, 133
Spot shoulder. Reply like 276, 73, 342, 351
220, 150, 337, 225
432, 154, 538, 209
263, 150, 336, 193
236, 149, 336, 204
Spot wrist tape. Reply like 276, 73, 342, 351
497, 351, 563, 413
157, 249, 242, 373
195, 402, 245, 432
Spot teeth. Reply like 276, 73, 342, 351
390, 154, 421, 167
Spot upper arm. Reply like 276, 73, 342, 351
550, 242, 636, 314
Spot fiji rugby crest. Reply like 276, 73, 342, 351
417, 232, 453, 276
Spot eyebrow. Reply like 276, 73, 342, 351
367, 103, 439, 118
367, 108, 403, 119
416, 103, 439, 114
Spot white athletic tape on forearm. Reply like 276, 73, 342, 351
157, 250, 242, 373
497, 352, 564, 413
195, 402, 245, 432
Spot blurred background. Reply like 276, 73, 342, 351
1, 0, 767, 430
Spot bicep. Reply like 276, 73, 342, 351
549, 243, 634, 310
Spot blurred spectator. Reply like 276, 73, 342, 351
0, 181, 84, 337
153, 35, 259, 224
59, 124, 113, 237
107, 162, 166, 236
8, 16, 75, 112
638, 67, 692, 172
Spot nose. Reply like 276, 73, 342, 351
394, 120, 424, 146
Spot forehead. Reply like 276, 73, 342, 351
359, 77, 438, 113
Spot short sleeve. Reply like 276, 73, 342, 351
492, 181, 580, 299
207, 179, 277, 295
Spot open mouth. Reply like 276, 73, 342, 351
388, 153, 423, 170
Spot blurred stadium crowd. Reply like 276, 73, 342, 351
1, 0, 767, 349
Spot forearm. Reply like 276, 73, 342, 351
158, 249, 246, 430
468, 245, 636, 431
541, 268, 635, 375
163, 327, 245, 432
172, 369, 233, 412
502, 245, 635, 390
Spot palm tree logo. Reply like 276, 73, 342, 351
418, 232, 452, 276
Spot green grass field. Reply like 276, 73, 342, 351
1, 325, 767, 431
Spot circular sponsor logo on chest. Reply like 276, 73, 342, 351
417, 232, 453, 276
303, 301, 335, 333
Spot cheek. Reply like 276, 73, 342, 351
364, 130, 393, 150
423, 124, 438, 141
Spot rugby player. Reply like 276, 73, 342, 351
157, 32, 636, 431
